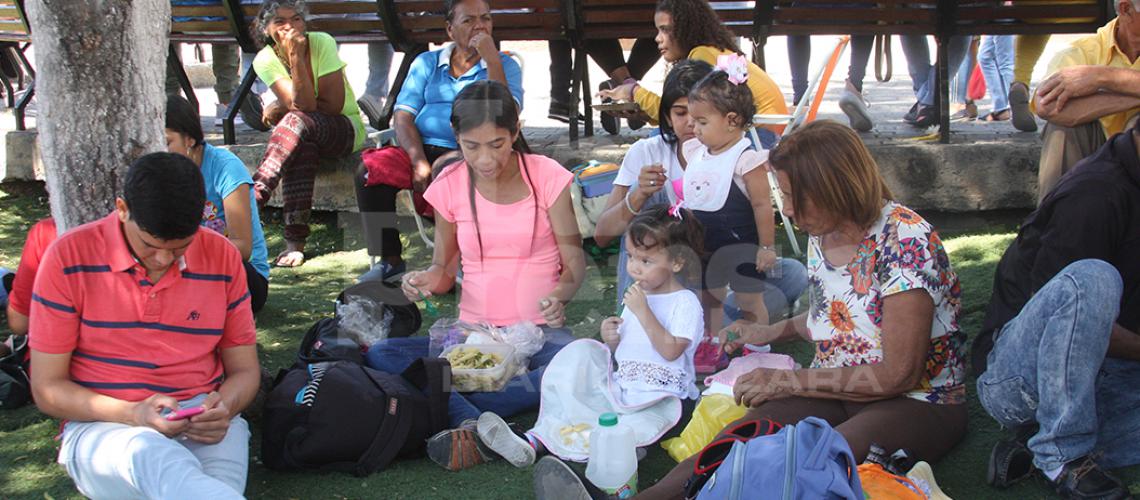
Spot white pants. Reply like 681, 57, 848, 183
58, 394, 249, 500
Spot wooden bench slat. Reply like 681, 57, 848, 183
396, 0, 560, 12
169, 33, 238, 43
400, 12, 563, 30
956, 5, 1102, 22
772, 0, 936, 5
957, 23, 1103, 35
171, 5, 228, 17
307, 19, 386, 33
307, 2, 380, 15
581, 0, 657, 6
171, 21, 233, 34
768, 24, 936, 36
773, 8, 939, 24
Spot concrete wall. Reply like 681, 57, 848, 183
3, 127, 1044, 214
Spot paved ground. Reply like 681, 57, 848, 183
168, 33, 1084, 149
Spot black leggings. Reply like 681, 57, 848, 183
245, 261, 268, 314
354, 144, 453, 259
245, 261, 269, 314
788, 34, 875, 104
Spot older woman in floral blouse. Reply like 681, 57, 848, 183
548, 121, 970, 500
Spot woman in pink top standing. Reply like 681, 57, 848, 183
365, 80, 586, 471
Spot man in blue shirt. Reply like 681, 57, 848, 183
354, 0, 523, 282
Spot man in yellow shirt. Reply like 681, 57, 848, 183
1034, 0, 1140, 202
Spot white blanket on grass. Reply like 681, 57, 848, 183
529, 339, 682, 462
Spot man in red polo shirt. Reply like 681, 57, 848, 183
29, 153, 260, 499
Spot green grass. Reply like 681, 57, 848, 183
0, 181, 1137, 499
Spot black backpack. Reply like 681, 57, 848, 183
261, 319, 450, 476
0, 335, 30, 410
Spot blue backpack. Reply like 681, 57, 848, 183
694, 417, 863, 500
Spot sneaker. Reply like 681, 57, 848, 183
358, 96, 385, 130
1009, 81, 1038, 132
1048, 456, 1133, 500
907, 461, 951, 500
903, 102, 920, 123
357, 260, 406, 284
534, 455, 601, 500
908, 103, 940, 128
426, 422, 496, 471
987, 438, 1035, 489
548, 100, 583, 124
838, 81, 873, 132
694, 339, 728, 375
477, 412, 535, 468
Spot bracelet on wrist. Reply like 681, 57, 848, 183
624, 191, 641, 215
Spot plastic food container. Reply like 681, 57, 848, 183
440, 344, 519, 392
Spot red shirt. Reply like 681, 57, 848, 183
8, 218, 57, 316
29, 213, 256, 402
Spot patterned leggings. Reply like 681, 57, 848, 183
253, 110, 354, 242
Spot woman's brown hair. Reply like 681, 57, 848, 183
655, 0, 741, 55
768, 121, 893, 230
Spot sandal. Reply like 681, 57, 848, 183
950, 102, 978, 121
983, 109, 1011, 122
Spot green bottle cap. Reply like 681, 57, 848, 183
599, 412, 618, 427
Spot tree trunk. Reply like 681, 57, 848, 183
26, 0, 170, 231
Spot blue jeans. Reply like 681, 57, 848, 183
952, 42, 975, 105
365, 328, 576, 428
978, 35, 1015, 114
722, 258, 809, 324
901, 35, 972, 106
978, 259, 1140, 470
365, 42, 394, 102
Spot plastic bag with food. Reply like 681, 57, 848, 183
336, 296, 393, 347
428, 318, 491, 357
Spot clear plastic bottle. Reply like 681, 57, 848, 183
585, 412, 638, 498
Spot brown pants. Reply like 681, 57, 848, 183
1037, 120, 1105, 205
1038, 114, 1140, 204
636, 396, 968, 500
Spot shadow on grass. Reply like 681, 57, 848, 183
1, 187, 1137, 498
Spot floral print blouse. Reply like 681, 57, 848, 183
806, 201, 966, 405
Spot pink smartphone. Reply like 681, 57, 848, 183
165, 406, 205, 421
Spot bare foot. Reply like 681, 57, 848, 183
275, 241, 306, 267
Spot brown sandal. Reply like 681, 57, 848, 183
983, 109, 1011, 122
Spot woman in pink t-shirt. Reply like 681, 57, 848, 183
364, 80, 586, 471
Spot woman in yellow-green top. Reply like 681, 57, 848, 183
600, 0, 789, 146
250, 0, 367, 267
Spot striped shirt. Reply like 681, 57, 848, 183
29, 213, 256, 402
